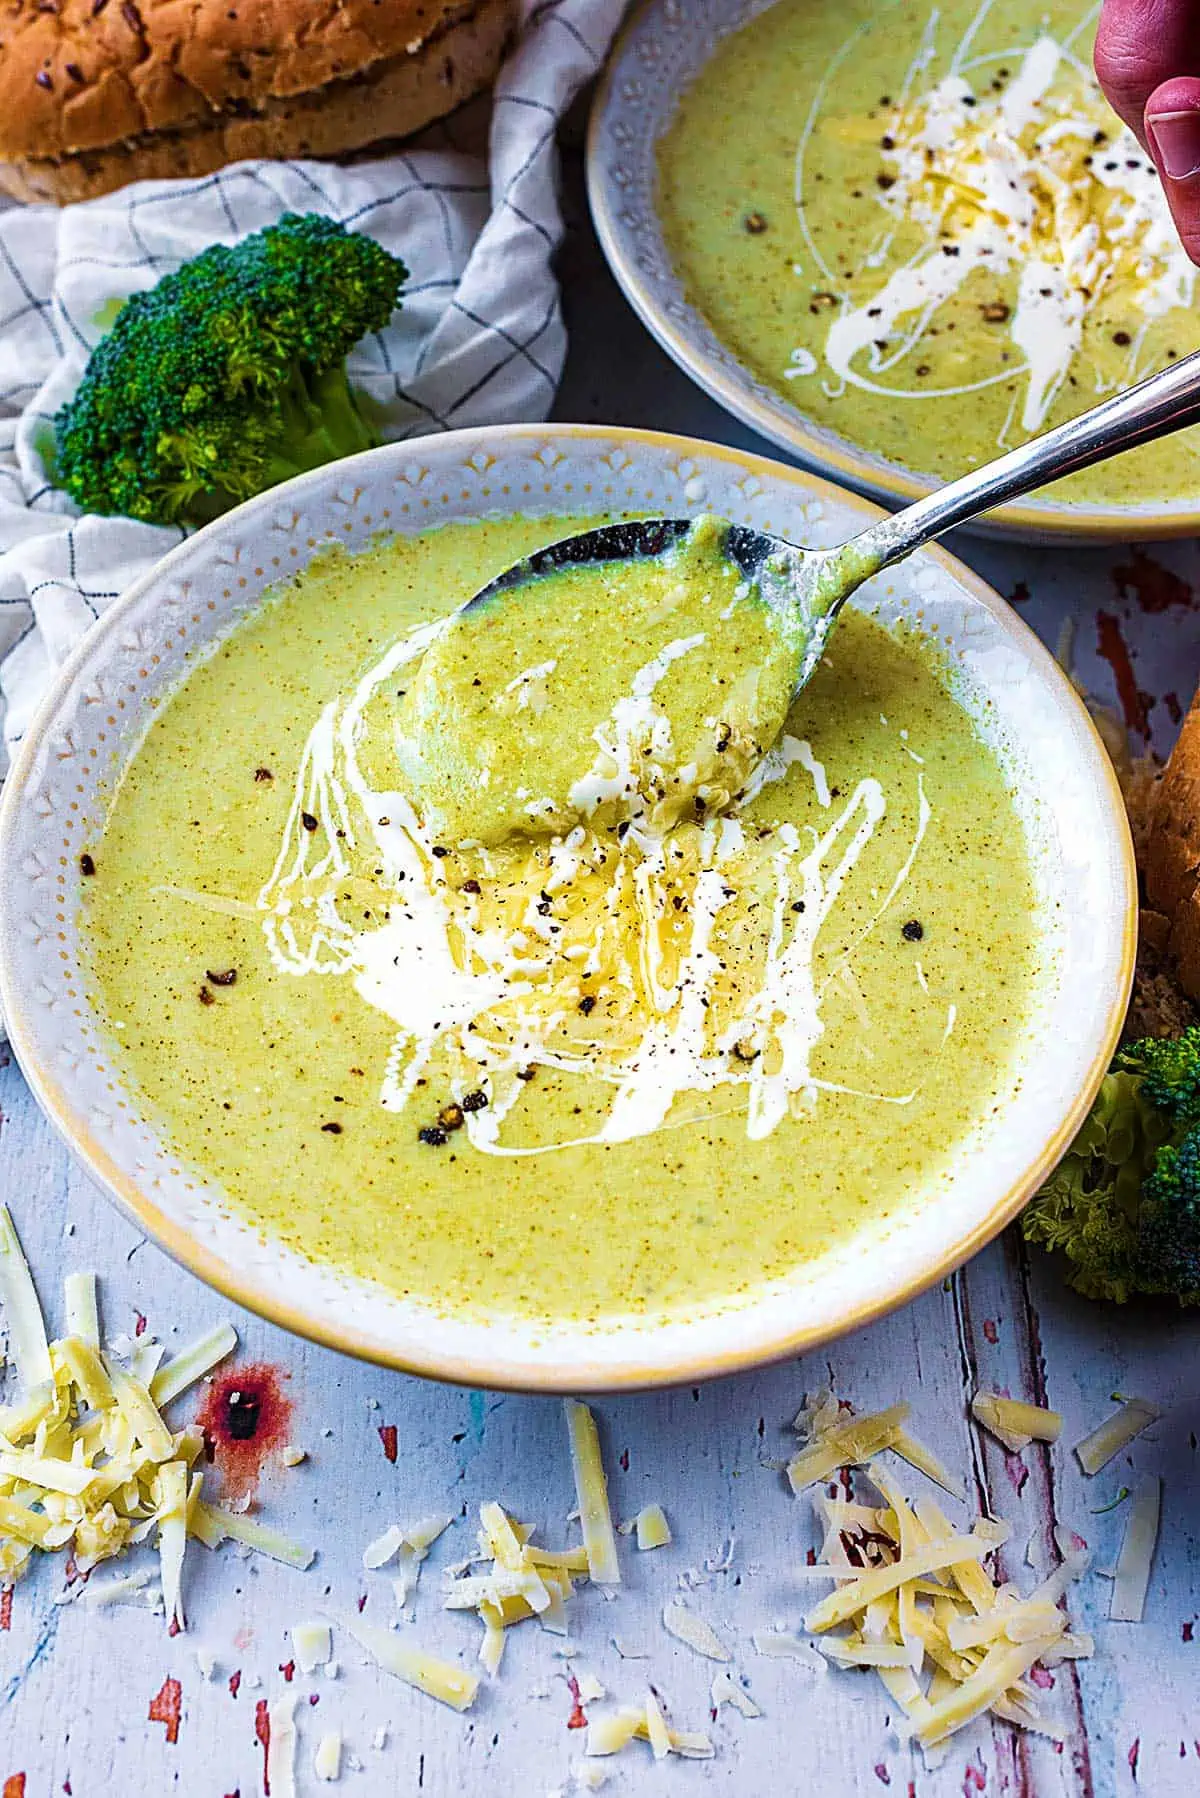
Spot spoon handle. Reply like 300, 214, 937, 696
855, 346, 1200, 569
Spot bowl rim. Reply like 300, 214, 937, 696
0, 422, 1137, 1391
586, 0, 1200, 546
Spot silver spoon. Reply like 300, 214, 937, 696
467, 346, 1200, 696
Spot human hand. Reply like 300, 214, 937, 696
1095, 0, 1200, 261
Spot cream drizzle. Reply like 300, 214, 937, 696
252, 621, 940, 1156
800, 19, 1193, 432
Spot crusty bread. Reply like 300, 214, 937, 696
1142, 691, 1200, 1004
0, 0, 517, 205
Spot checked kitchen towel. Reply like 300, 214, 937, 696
0, 0, 625, 772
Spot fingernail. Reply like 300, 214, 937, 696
1148, 108, 1200, 180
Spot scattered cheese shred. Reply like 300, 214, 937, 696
585, 1709, 642, 1757
585, 1700, 714, 1762
634, 1504, 671, 1551
156, 1459, 189, 1629
314, 1728, 342, 1782
647, 1689, 674, 1760
1074, 1400, 1160, 1477
443, 1500, 588, 1667
800, 1456, 1091, 1753
107, 1366, 176, 1461
362, 1523, 405, 1569
662, 1598, 731, 1662
787, 1402, 910, 1493
149, 1322, 238, 1408
191, 1501, 315, 1570
267, 1696, 298, 1798
292, 1620, 332, 1674
972, 1393, 1062, 1455
1110, 1474, 1160, 1623
711, 1670, 762, 1717
0, 1205, 52, 1389
750, 1629, 826, 1672
343, 1614, 480, 1711
891, 1430, 965, 1501
63, 1272, 100, 1349
564, 1401, 621, 1585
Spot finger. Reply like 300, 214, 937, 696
1094, 0, 1200, 145
1145, 76, 1200, 262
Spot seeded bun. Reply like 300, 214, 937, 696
0, 0, 517, 205
1140, 690, 1200, 1010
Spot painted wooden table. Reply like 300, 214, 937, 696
0, 154, 1198, 1798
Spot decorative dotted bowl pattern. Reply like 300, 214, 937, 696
586, 0, 1200, 544
0, 427, 1134, 1389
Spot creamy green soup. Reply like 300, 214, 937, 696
396, 515, 799, 846
656, 0, 1200, 509
84, 518, 1039, 1328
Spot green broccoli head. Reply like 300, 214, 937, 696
1023, 1029, 1200, 1305
54, 213, 407, 527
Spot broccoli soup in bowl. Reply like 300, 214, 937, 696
592, 0, 1200, 537
0, 431, 1133, 1386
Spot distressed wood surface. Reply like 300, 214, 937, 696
0, 156, 1197, 1798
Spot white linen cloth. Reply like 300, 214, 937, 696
0, 0, 625, 772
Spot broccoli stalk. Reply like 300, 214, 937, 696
1023, 1027, 1200, 1304
54, 213, 407, 528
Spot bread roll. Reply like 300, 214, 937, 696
0, 0, 517, 204
1143, 691, 1200, 1003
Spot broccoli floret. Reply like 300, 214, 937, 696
1023, 1027, 1200, 1305
54, 213, 406, 527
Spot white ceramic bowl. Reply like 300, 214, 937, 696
587, 0, 1200, 544
0, 426, 1134, 1389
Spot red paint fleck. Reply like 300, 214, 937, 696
0, 1587, 12, 1631
806, 1546, 817, 1566
1029, 1663, 1055, 1690
148, 1675, 182, 1744
1165, 690, 1183, 725
195, 1363, 293, 1502
1129, 1738, 1140, 1779
134, 1310, 147, 1337
278, 1660, 295, 1683
1113, 547, 1194, 614
962, 1752, 987, 1793
167, 1615, 180, 1638
255, 1698, 271, 1794
565, 1671, 587, 1731
357, 1592, 368, 1612
308, 1693, 320, 1706
874, 1764, 892, 1785
1009, 580, 1031, 604
1097, 611, 1153, 739
1006, 1455, 1029, 1497
907, 1785, 916, 1798
618, 1448, 629, 1472
378, 1423, 398, 1463
224, 1792, 240, 1798
228, 1670, 242, 1699
3, 1777, 25, 1798
1184, 1621, 1194, 1642
982, 1318, 998, 1343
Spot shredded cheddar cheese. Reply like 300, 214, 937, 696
971, 1392, 1062, 1454
1074, 1399, 1160, 1476
564, 1400, 621, 1585
800, 1459, 1092, 1751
